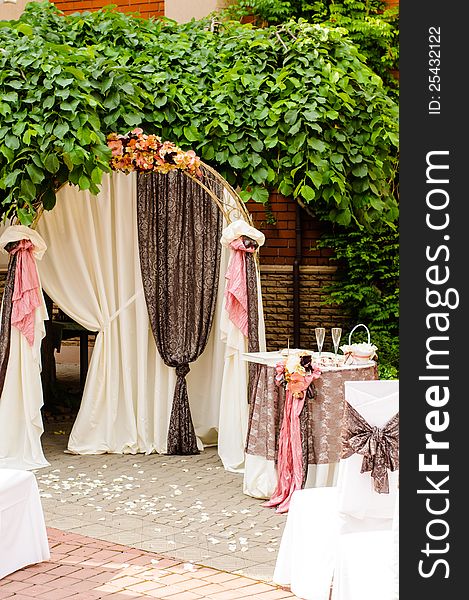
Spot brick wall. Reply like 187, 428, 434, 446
247, 194, 348, 350
247, 194, 334, 267
51, 0, 165, 19
259, 265, 350, 351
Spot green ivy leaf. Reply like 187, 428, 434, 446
352, 164, 368, 177
78, 175, 90, 190
183, 125, 200, 142
4, 169, 22, 188
309, 138, 326, 152
54, 122, 70, 139
44, 154, 60, 174
26, 163, 44, 184
0, 145, 14, 161
307, 170, 323, 189
251, 139, 264, 152
5, 134, 20, 150
228, 155, 245, 169
300, 184, 315, 201
239, 189, 252, 202
42, 188, 57, 211
16, 23, 34, 37
3, 92, 18, 103
252, 165, 268, 184
56, 77, 74, 87
303, 108, 320, 121
91, 167, 102, 185
60, 100, 80, 112
284, 110, 298, 125
202, 145, 215, 160
17, 207, 34, 226
250, 186, 269, 203
123, 113, 142, 127
20, 178, 36, 201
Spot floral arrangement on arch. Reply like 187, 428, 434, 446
107, 128, 203, 178
275, 352, 322, 399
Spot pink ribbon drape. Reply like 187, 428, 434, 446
10, 239, 41, 346
263, 373, 314, 513
224, 238, 255, 336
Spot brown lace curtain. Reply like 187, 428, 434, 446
0, 242, 19, 399
137, 169, 222, 455
245, 252, 260, 401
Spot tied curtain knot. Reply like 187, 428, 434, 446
342, 402, 399, 494
176, 364, 190, 379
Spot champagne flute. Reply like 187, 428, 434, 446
314, 327, 326, 362
331, 327, 342, 366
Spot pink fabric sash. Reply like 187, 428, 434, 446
263, 373, 314, 513
224, 238, 255, 336
10, 239, 41, 346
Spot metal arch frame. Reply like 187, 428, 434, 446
184, 162, 254, 226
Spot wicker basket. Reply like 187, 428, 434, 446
340, 324, 377, 364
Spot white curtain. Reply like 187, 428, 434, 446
0, 227, 49, 470
35, 173, 263, 471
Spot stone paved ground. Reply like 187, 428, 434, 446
34, 363, 288, 584
0, 527, 299, 599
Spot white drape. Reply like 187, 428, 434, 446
35, 173, 263, 471
0, 227, 49, 470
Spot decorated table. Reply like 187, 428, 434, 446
242, 350, 378, 509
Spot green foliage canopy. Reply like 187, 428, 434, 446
224, 0, 399, 97
0, 2, 398, 227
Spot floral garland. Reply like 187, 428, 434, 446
275, 352, 321, 399
107, 128, 203, 178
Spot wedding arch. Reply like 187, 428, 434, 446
0, 133, 266, 473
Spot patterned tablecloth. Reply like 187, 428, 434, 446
245, 355, 378, 476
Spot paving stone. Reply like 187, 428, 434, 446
0, 393, 307, 598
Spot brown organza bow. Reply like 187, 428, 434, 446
341, 401, 399, 494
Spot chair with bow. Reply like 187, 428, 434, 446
273, 379, 399, 600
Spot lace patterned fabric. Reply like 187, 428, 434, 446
246, 363, 378, 465
245, 252, 260, 402
0, 245, 18, 400
341, 401, 399, 494
137, 168, 222, 455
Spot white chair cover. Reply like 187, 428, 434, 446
273, 379, 399, 600
337, 380, 399, 522
0, 469, 50, 579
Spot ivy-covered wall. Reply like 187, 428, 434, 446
0, 2, 398, 361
